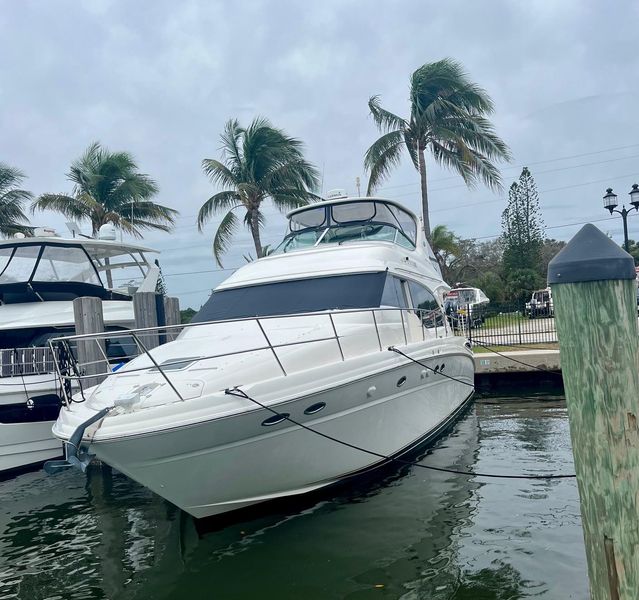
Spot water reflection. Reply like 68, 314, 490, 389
0, 400, 587, 600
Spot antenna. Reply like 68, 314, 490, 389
65, 221, 81, 238
356, 177, 361, 197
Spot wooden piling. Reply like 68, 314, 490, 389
163, 296, 180, 341
548, 223, 639, 600
73, 296, 108, 388
133, 292, 160, 349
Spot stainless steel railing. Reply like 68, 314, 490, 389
49, 307, 450, 405
0, 347, 59, 379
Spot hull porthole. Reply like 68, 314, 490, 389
396, 376, 407, 387
261, 413, 290, 427
304, 402, 326, 415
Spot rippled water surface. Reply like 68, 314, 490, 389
0, 399, 587, 599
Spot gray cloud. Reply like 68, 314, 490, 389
1, 0, 638, 307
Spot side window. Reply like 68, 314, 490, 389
380, 275, 408, 308
407, 281, 443, 326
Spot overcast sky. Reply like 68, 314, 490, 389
1, 0, 638, 308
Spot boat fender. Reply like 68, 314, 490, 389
43, 407, 112, 474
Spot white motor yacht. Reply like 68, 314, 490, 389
0, 232, 159, 473
51, 197, 475, 518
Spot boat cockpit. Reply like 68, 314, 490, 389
0, 239, 158, 305
273, 199, 418, 254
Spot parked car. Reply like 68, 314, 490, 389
444, 287, 490, 329
525, 288, 554, 318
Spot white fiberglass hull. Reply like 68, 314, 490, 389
0, 421, 62, 472
57, 342, 473, 519
0, 376, 62, 473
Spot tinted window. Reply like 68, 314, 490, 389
408, 282, 438, 311
332, 202, 376, 223
380, 275, 408, 308
408, 281, 444, 326
193, 272, 386, 323
290, 207, 327, 231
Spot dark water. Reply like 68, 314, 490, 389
0, 399, 587, 600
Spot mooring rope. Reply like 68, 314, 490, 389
225, 350, 577, 480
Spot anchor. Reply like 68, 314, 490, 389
44, 407, 112, 474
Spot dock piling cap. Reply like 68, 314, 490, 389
548, 223, 636, 284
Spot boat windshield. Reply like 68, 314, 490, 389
273, 200, 417, 254
0, 241, 152, 304
0, 244, 102, 286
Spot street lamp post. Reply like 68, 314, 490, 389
603, 184, 639, 253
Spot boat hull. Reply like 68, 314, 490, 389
0, 421, 62, 473
0, 376, 62, 473
90, 353, 473, 518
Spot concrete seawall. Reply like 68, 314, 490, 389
474, 349, 563, 394
474, 349, 561, 374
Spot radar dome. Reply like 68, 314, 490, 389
98, 223, 117, 240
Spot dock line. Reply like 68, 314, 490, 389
225, 356, 577, 481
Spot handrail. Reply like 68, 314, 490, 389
49, 306, 451, 405
0, 346, 59, 378
51, 306, 442, 342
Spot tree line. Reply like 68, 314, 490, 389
431, 167, 565, 304
2, 58, 510, 265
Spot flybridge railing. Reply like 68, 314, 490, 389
48, 307, 451, 405
0, 347, 58, 378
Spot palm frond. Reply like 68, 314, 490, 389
31, 194, 92, 220
368, 96, 406, 133
261, 159, 320, 194
0, 163, 28, 193
364, 130, 405, 193
213, 209, 240, 267
202, 159, 239, 189
270, 188, 322, 211
197, 190, 241, 231
410, 59, 494, 117
219, 119, 244, 173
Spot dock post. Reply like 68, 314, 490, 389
548, 223, 639, 599
133, 292, 160, 349
73, 296, 108, 388
163, 296, 180, 341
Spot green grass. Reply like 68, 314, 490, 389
482, 311, 526, 328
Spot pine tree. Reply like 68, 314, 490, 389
501, 167, 545, 301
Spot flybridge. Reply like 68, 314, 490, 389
276, 198, 419, 255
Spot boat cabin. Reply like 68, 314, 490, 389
274, 198, 419, 254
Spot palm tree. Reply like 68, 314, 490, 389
364, 58, 511, 240
198, 117, 320, 266
0, 163, 32, 237
32, 142, 177, 238
431, 224, 461, 281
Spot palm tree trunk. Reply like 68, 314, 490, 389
418, 148, 431, 240
249, 210, 263, 258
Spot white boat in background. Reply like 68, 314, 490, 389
444, 287, 490, 330
0, 230, 160, 473
51, 197, 475, 518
